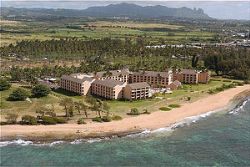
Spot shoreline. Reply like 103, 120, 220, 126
1, 85, 250, 142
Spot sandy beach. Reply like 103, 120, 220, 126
1, 85, 250, 141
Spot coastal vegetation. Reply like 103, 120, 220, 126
8, 88, 30, 101
1, 37, 249, 80
168, 104, 181, 108
31, 84, 51, 98
0, 78, 245, 125
159, 107, 172, 111
0, 79, 11, 91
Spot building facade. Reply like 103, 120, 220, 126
124, 82, 150, 100
91, 79, 126, 99
94, 69, 130, 83
129, 70, 173, 88
60, 74, 95, 95
173, 69, 210, 84
198, 71, 210, 83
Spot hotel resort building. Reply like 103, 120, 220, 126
60, 68, 210, 100
174, 69, 210, 84
124, 82, 150, 100
91, 79, 126, 99
129, 70, 173, 88
94, 69, 130, 83
60, 73, 95, 95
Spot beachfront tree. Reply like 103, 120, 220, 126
32, 84, 51, 98
59, 98, 74, 117
8, 88, 30, 101
74, 101, 88, 118
102, 102, 110, 116
0, 79, 11, 91
5, 113, 18, 124
91, 101, 102, 117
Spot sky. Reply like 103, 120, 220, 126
1, 1, 250, 20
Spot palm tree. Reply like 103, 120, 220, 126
102, 102, 110, 116
74, 101, 88, 118
59, 97, 74, 117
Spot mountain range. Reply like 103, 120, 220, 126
1, 3, 211, 20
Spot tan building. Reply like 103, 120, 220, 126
198, 71, 210, 83
129, 70, 173, 88
91, 79, 126, 99
94, 69, 130, 83
60, 74, 95, 95
124, 82, 150, 100
173, 69, 210, 84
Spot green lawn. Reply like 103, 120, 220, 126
0, 78, 239, 122
107, 98, 161, 113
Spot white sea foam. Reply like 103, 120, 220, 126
49, 141, 64, 146
0, 110, 220, 147
70, 139, 84, 144
229, 98, 250, 115
2, 98, 249, 147
86, 138, 103, 143
0, 139, 33, 147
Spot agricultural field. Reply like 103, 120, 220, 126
86, 21, 184, 29
0, 19, 215, 46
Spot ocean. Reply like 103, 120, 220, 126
1, 97, 250, 167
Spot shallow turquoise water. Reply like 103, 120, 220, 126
1, 98, 250, 167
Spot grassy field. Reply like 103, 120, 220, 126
0, 79, 238, 123
86, 21, 184, 29
0, 19, 215, 46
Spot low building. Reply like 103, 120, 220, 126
94, 69, 130, 83
173, 69, 210, 84
198, 71, 210, 84
60, 73, 95, 95
124, 82, 150, 100
91, 79, 126, 99
129, 70, 173, 88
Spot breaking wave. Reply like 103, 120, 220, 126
228, 98, 250, 115
1, 97, 249, 147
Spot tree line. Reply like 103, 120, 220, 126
1, 38, 249, 80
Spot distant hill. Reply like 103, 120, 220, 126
83, 3, 211, 19
1, 3, 212, 20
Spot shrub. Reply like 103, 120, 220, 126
0, 122, 9, 125
112, 115, 123, 121
77, 118, 86, 124
159, 107, 172, 111
102, 116, 112, 122
92, 117, 102, 122
41, 116, 57, 125
142, 109, 151, 114
32, 84, 51, 98
127, 108, 140, 115
53, 117, 67, 124
168, 104, 181, 108
237, 82, 244, 86
8, 88, 30, 101
208, 89, 215, 94
5, 113, 18, 124
243, 80, 249, 84
222, 80, 232, 82
0, 79, 11, 91
21, 115, 37, 125
187, 97, 191, 101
